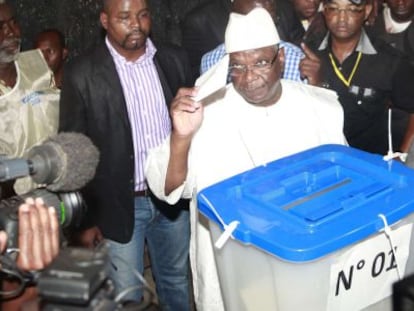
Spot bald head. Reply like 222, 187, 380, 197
231, 0, 276, 19
102, 0, 148, 12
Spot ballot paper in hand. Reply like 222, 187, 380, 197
193, 55, 230, 103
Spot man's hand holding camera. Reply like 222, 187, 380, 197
0, 197, 60, 310
0, 197, 59, 269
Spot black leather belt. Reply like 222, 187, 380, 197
135, 190, 149, 197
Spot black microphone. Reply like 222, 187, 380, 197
0, 132, 99, 192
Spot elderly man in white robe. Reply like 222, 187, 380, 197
145, 7, 346, 311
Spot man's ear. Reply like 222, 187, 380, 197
100, 12, 108, 30
278, 47, 285, 72
62, 48, 69, 61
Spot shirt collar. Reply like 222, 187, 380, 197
383, 6, 412, 33
318, 28, 377, 54
105, 36, 157, 64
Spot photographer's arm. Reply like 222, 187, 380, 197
1, 198, 59, 311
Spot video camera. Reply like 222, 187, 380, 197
0, 188, 85, 249
0, 132, 99, 248
36, 244, 157, 310
0, 132, 99, 302
0, 133, 158, 310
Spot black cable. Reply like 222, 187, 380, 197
0, 253, 26, 300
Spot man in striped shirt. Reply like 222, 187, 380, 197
59, 0, 192, 309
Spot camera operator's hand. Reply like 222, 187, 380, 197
16, 197, 59, 270
1, 197, 59, 311
0, 197, 59, 268
0, 230, 7, 253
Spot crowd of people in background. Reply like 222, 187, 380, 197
0, 0, 413, 310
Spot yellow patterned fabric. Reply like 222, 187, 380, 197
0, 49, 60, 194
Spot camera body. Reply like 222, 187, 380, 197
37, 245, 158, 311
38, 245, 119, 310
0, 132, 100, 250
0, 188, 86, 249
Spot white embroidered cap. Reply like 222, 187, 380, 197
225, 7, 280, 54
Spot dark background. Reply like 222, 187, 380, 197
9, 0, 206, 60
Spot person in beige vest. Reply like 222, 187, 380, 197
0, 1, 59, 196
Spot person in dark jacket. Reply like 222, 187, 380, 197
317, 0, 414, 155
59, 0, 192, 309
366, 0, 414, 64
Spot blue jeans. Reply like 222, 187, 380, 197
107, 195, 190, 310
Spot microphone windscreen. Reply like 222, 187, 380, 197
31, 132, 99, 192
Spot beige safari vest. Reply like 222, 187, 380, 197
0, 49, 59, 194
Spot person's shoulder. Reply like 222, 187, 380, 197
280, 41, 301, 51
367, 33, 414, 72
205, 43, 225, 55
18, 49, 49, 72
368, 32, 406, 58
283, 80, 341, 109
284, 79, 335, 94
201, 44, 225, 63
19, 49, 44, 61
153, 41, 193, 86
154, 40, 187, 56
154, 41, 191, 67
17, 49, 53, 86
280, 41, 304, 56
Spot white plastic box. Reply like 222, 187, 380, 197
198, 145, 414, 311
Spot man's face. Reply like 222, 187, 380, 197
0, 4, 21, 64
34, 32, 67, 74
292, 0, 321, 19
229, 45, 284, 107
100, 0, 151, 57
232, 0, 277, 20
323, 0, 371, 41
386, 0, 414, 23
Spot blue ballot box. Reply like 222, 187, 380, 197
198, 144, 414, 311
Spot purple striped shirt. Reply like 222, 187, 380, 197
106, 37, 171, 191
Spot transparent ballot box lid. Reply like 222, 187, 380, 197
197, 144, 414, 262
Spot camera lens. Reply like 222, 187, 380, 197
57, 191, 86, 228
21, 189, 86, 228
